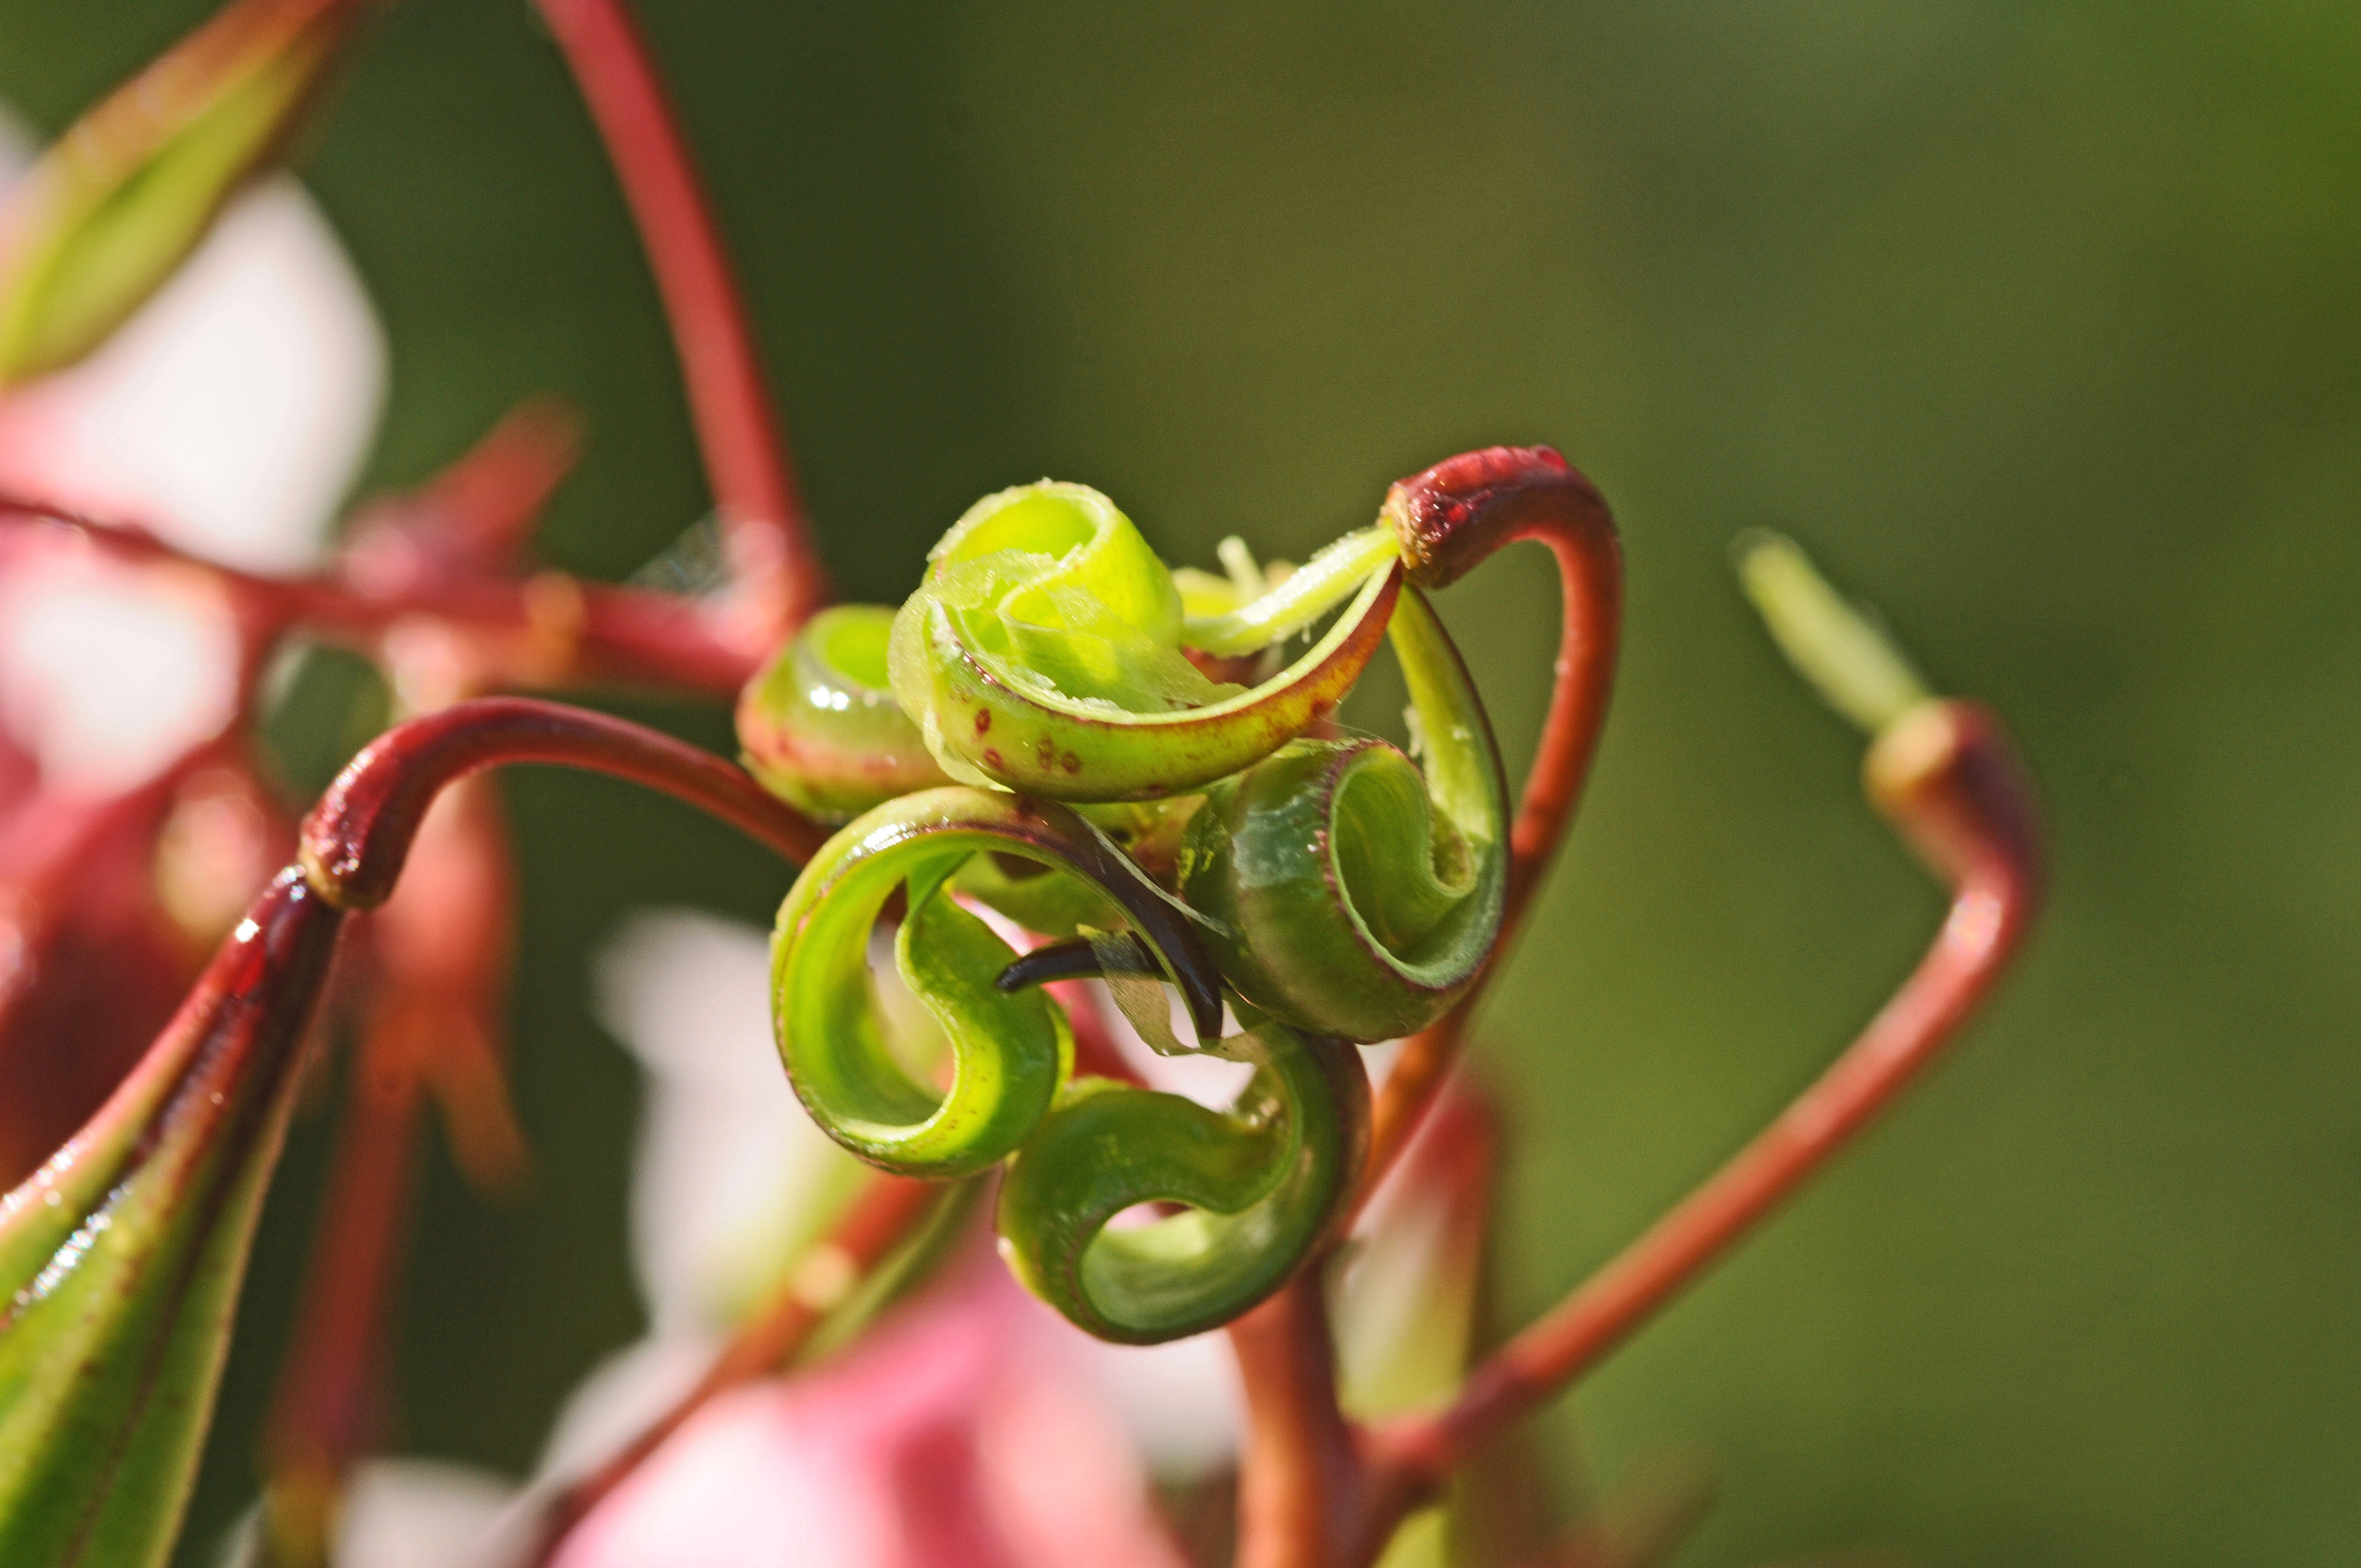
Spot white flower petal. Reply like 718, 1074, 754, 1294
334, 1460, 520, 1568
0, 176, 385, 571
0, 552, 238, 793
592, 910, 840, 1336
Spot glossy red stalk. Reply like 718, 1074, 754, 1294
1227, 445, 1624, 1568
260, 777, 525, 1564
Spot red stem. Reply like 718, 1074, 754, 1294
533, 0, 828, 638
1362, 446, 1624, 1196
1367, 699, 2044, 1495
1226, 445, 1622, 1568
258, 1017, 426, 1554
1230, 1277, 1391, 1568
297, 696, 827, 910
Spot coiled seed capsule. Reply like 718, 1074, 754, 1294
887, 481, 1401, 801
1177, 585, 1508, 1041
737, 603, 949, 823
770, 787, 1220, 1178
995, 1015, 1368, 1344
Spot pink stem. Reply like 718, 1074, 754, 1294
0, 496, 764, 695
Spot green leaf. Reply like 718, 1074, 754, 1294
0, 869, 344, 1567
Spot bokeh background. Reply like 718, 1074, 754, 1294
4, 2, 2357, 1563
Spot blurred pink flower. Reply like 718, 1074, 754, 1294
0, 108, 384, 1179
552, 1241, 1189, 1568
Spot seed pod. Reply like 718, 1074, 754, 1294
738, 603, 949, 823
995, 1016, 1368, 1344
0, 0, 370, 383
770, 787, 1221, 1178
1178, 585, 1508, 1042
0, 869, 344, 1568
887, 481, 1401, 802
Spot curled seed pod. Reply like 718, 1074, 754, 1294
771, 787, 1222, 1178
888, 481, 1402, 801
1178, 586, 1508, 1042
950, 852, 1123, 939
995, 1016, 1369, 1344
737, 604, 950, 823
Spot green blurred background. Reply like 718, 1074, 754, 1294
5, 2, 2357, 1562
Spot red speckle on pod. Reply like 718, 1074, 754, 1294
973, 710, 991, 734
982, 748, 1005, 770
1060, 752, 1081, 774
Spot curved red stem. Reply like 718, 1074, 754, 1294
298, 696, 827, 909
520, 1170, 940, 1565
1366, 699, 2044, 1498
534, 0, 828, 638
1363, 446, 1624, 1196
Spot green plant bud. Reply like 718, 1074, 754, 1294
995, 1015, 1368, 1344
888, 481, 1402, 801
0, 869, 344, 1568
1178, 586, 1508, 1042
771, 787, 1222, 1178
0, 0, 368, 383
738, 603, 950, 823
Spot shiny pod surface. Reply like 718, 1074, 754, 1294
738, 603, 949, 823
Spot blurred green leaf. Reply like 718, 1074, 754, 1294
0, 0, 366, 383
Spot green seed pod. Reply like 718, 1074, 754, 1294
888, 481, 1402, 802
738, 603, 950, 823
1178, 585, 1508, 1042
995, 1016, 1368, 1344
0, 870, 344, 1568
771, 787, 1221, 1178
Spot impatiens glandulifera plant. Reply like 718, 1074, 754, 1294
0, 3, 2046, 1566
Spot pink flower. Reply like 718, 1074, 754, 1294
0, 106, 384, 1177
552, 1242, 1188, 1568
